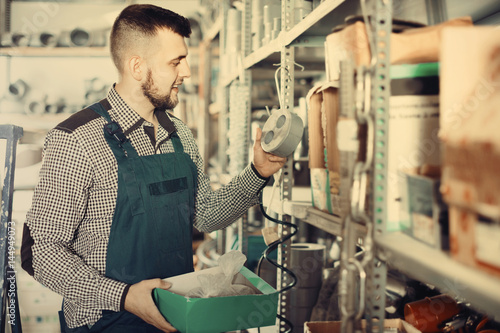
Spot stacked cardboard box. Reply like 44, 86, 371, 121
440, 26, 500, 277
309, 17, 472, 226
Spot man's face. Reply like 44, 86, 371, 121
141, 28, 191, 110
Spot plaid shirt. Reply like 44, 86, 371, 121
26, 86, 267, 328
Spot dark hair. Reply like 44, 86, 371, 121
110, 4, 191, 72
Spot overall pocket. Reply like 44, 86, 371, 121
148, 178, 193, 251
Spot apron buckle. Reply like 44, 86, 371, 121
104, 122, 128, 146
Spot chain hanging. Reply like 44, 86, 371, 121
339, 65, 375, 330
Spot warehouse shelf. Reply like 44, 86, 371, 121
251, 67, 324, 81
220, 0, 348, 87
220, 71, 239, 88
212, 0, 500, 331
0, 46, 205, 58
221, 49, 325, 87
376, 232, 500, 319
243, 41, 280, 71
244, 0, 348, 54
283, 0, 346, 45
283, 201, 345, 237
262, 185, 310, 205
283, 201, 366, 237
203, 14, 222, 43
0, 46, 109, 57
263, 183, 365, 238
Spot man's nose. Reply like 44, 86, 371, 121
180, 58, 191, 79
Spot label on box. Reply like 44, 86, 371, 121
310, 168, 329, 212
412, 213, 436, 247
475, 218, 500, 268
387, 95, 440, 231
406, 174, 437, 246
337, 119, 358, 152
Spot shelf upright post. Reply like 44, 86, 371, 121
275, 0, 296, 331
199, 39, 212, 174
366, 0, 392, 331
218, 0, 230, 177
339, 0, 392, 331
216, 0, 230, 255
236, 0, 253, 257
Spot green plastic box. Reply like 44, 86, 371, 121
153, 266, 279, 333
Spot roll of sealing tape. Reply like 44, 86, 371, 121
291, 243, 326, 267
261, 109, 304, 157
290, 243, 326, 288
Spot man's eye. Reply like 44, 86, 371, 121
172, 61, 180, 66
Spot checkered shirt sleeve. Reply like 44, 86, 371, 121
26, 128, 128, 325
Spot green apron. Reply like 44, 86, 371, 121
62, 99, 197, 332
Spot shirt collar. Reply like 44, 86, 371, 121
106, 85, 177, 137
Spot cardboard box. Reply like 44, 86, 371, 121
308, 82, 326, 171
440, 26, 500, 214
307, 82, 330, 213
305, 319, 421, 333
440, 26, 500, 277
310, 63, 441, 227
153, 266, 279, 333
440, 26, 500, 138
385, 63, 441, 232
307, 82, 348, 216
325, 17, 472, 81
399, 172, 449, 250
448, 207, 500, 278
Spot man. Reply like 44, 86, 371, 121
21, 4, 285, 332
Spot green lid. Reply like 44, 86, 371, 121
390, 62, 439, 79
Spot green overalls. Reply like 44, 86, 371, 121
62, 99, 197, 332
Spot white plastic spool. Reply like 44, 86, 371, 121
261, 108, 304, 157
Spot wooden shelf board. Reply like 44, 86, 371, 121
0, 47, 109, 57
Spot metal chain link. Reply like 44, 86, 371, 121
341, 0, 392, 330
340, 65, 375, 323
353, 67, 375, 268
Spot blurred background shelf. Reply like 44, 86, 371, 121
377, 232, 500, 320
203, 14, 222, 43
283, 0, 347, 45
0, 47, 110, 57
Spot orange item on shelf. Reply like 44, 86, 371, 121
404, 295, 461, 333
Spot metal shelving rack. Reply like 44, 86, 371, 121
215, 0, 350, 330
211, 0, 500, 331
275, 1, 295, 328
217, 0, 350, 330
331, 0, 500, 330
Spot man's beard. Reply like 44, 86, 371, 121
141, 69, 177, 110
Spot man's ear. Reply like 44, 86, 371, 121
127, 55, 144, 81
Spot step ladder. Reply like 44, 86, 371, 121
0, 124, 23, 333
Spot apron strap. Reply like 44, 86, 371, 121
87, 99, 139, 160
88, 100, 145, 216
170, 133, 184, 154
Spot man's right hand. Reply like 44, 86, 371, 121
124, 278, 177, 332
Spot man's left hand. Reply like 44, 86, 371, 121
252, 127, 287, 178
